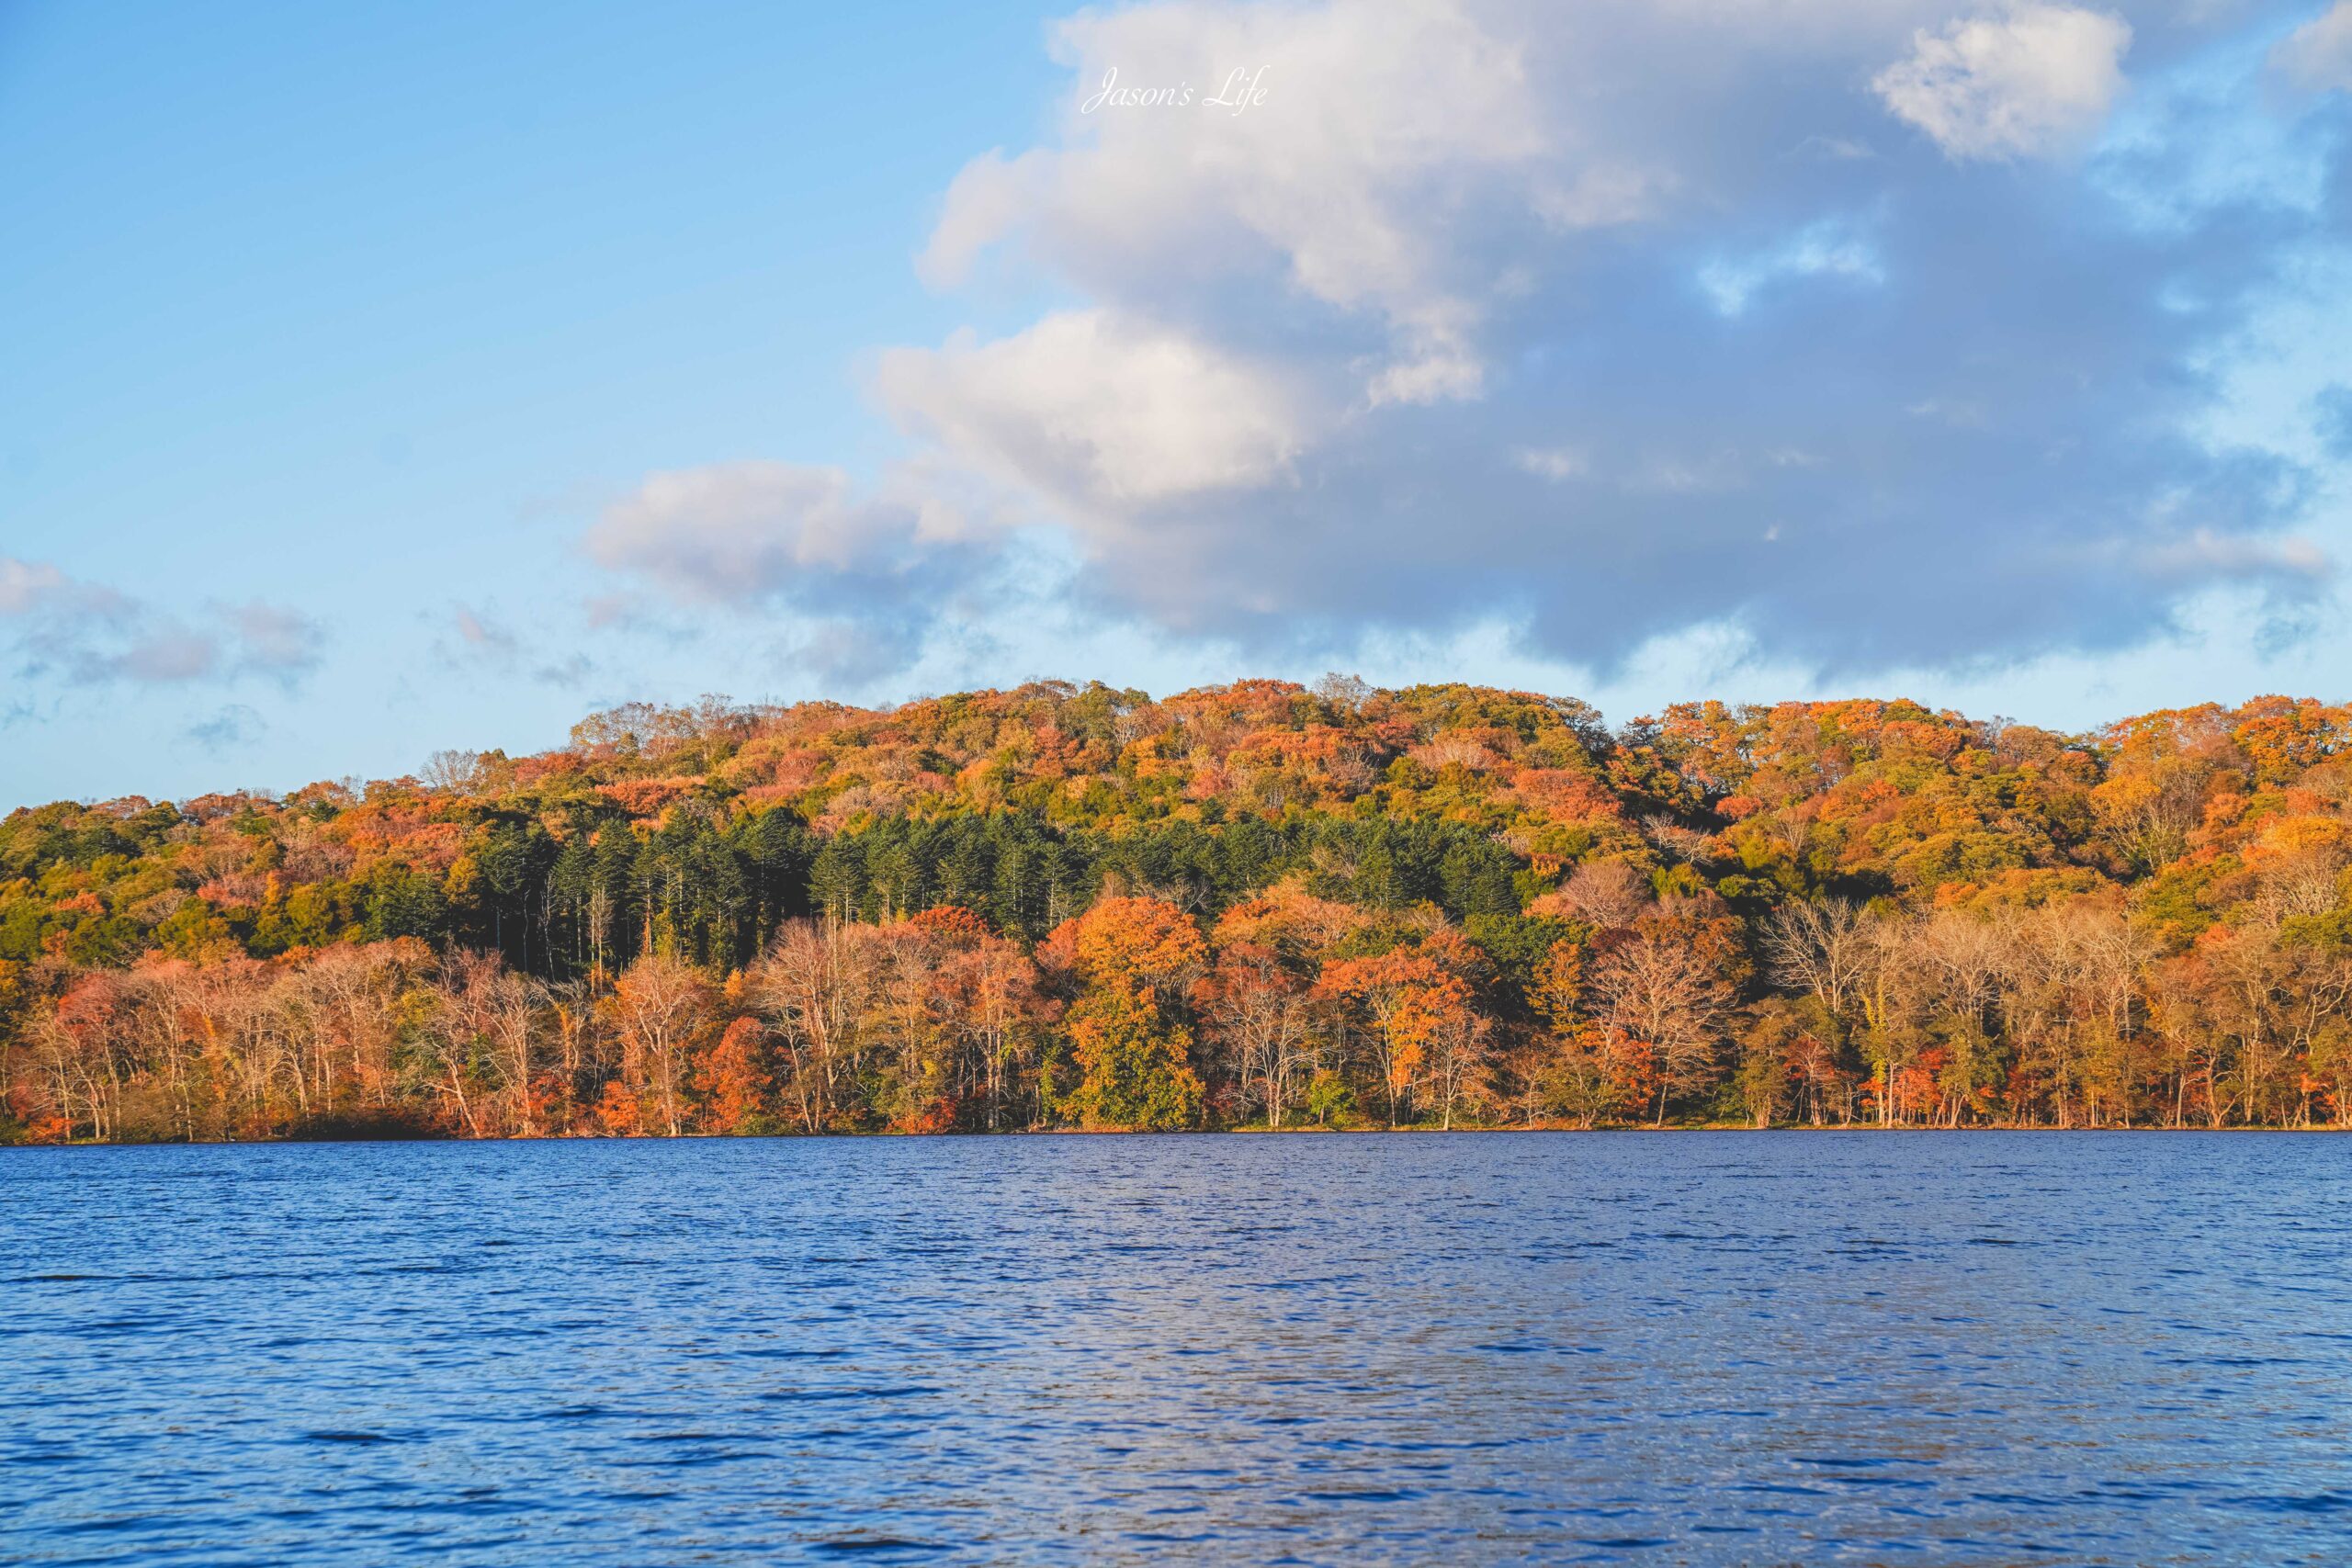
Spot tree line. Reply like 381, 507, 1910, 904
6, 678, 2350, 1139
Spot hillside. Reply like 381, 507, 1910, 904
6, 677, 2350, 1140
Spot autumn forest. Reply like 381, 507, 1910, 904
7, 678, 2352, 1143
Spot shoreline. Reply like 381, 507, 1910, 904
12, 1122, 2347, 1149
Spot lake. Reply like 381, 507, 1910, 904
6, 1133, 2350, 1564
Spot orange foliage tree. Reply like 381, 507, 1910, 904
1063, 897, 1206, 1130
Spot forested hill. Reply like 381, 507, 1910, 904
6, 678, 2352, 1142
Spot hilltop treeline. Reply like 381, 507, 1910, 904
6, 677, 2352, 1141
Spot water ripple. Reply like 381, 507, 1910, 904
3, 1131, 2349, 1565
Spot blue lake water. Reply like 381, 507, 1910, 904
6, 1133, 2351, 1565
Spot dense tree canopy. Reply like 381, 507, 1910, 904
6, 679, 2352, 1140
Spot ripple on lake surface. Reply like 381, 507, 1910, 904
5, 1132, 2351, 1565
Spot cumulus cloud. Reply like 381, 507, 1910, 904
583, 461, 1007, 679
876, 310, 1309, 513
587, 462, 972, 599
921, 0, 1555, 405
599, 1, 2347, 689
1874, 4, 2133, 161
1, 557, 327, 687
2274, 1, 2352, 91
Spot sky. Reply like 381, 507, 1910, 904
6, 0, 2352, 808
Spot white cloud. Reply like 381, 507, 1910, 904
876, 309, 1309, 511
920, 0, 1555, 405
223, 601, 325, 678
111, 627, 221, 682
584, 461, 1010, 681
1874, 4, 2133, 160
587, 461, 967, 602
2135, 528, 2333, 583
1363, 321, 1487, 407
855, 2, 2339, 681
2, 557, 324, 687
2273, 1, 2352, 90
1515, 446, 1589, 482
582, 2, 2346, 699
0, 558, 70, 615
921, 150, 1046, 290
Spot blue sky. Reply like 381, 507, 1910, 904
6, 0, 2352, 807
